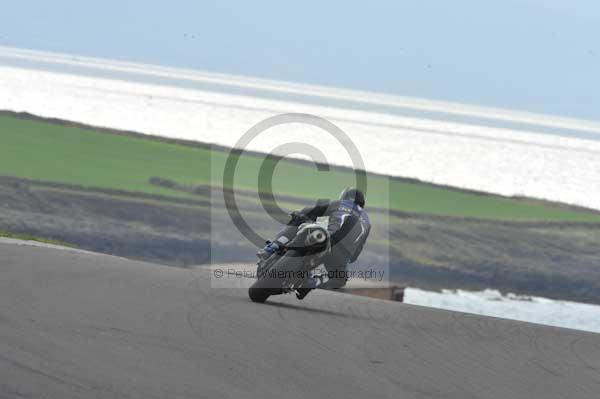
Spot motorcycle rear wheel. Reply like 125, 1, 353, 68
248, 286, 275, 303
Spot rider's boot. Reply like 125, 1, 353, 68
295, 275, 322, 300
256, 241, 279, 261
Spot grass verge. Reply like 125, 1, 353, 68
0, 230, 75, 247
1, 113, 598, 222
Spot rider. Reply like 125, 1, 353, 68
258, 187, 371, 299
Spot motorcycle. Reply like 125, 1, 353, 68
248, 215, 331, 303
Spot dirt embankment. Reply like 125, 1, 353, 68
1, 175, 599, 304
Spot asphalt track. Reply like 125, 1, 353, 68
1, 242, 599, 398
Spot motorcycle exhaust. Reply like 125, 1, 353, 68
306, 228, 328, 246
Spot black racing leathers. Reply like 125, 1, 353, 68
297, 199, 371, 263
266, 199, 371, 291
296, 199, 371, 290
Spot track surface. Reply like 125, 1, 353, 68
1, 242, 599, 398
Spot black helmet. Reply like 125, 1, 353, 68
339, 187, 365, 207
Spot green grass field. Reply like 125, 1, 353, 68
1, 114, 598, 222
0, 229, 74, 247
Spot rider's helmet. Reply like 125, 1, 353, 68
339, 187, 366, 208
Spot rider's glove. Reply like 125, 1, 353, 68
289, 211, 310, 226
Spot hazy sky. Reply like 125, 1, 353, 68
1, 1, 599, 120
